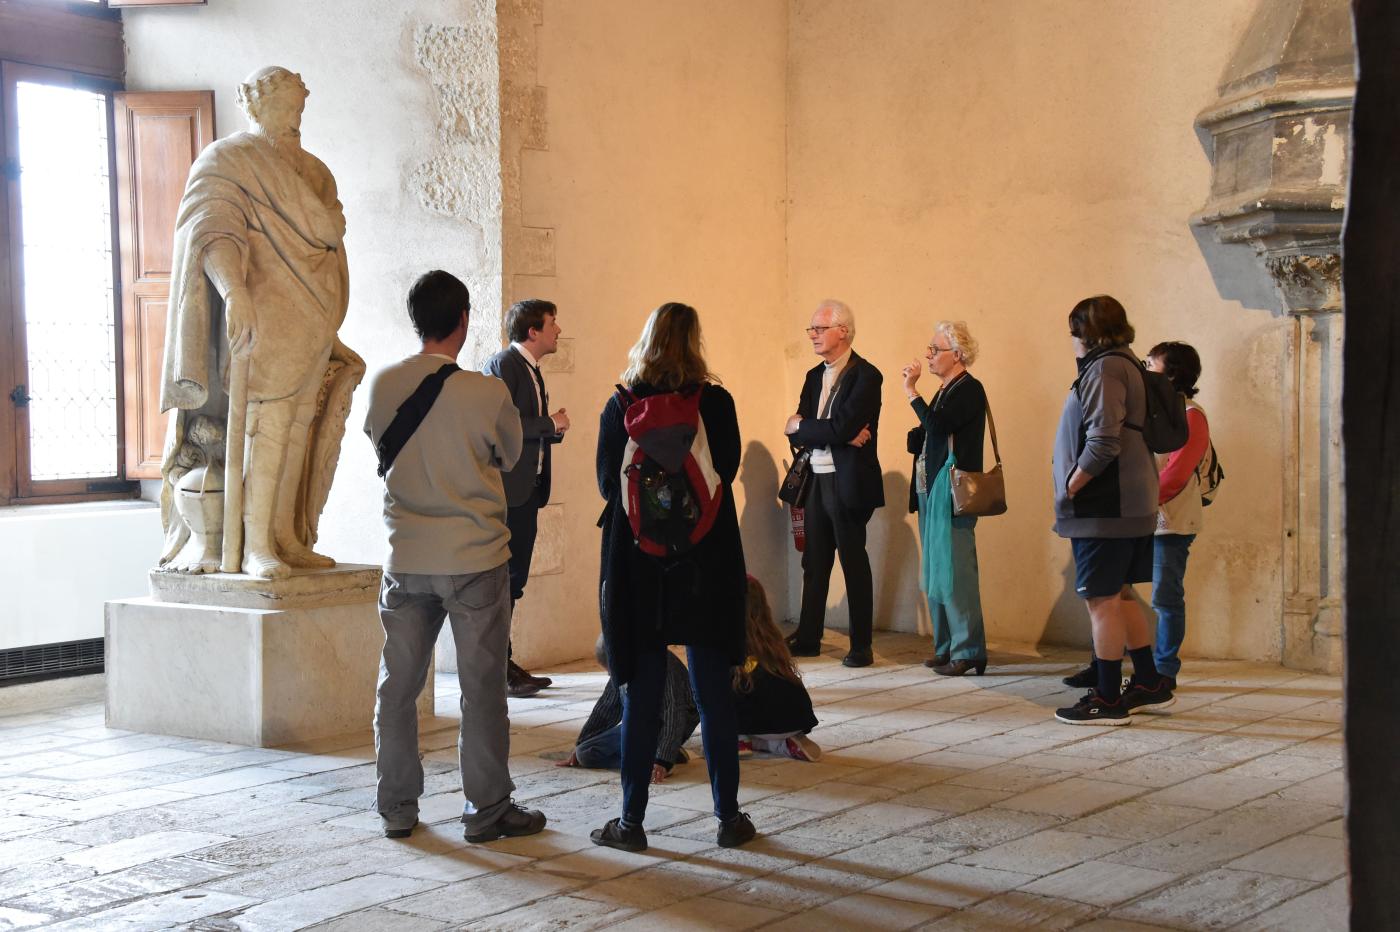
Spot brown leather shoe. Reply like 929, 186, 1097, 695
921, 654, 949, 669
508, 660, 551, 690
932, 657, 988, 677
507, 661, 542, 698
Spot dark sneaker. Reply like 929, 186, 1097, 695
590, 817, 647, 852
464, 801, 546, 843
1122, 676, 1177, 714
381, 816, 418, 839
1062, 664, 1096, 688
1054, 691, 1131, 726
785, 636, 821, 658
717, 812, 756, 848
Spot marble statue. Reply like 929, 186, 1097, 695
158, 66, 364, 579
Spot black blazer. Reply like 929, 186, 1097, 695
790, 351, 885, 519
482, 346, 562, 507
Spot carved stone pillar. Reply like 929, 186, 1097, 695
1193, 0, 1352, 673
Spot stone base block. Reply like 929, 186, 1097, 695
105, 596, 432, 747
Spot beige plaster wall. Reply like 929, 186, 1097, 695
509, 0, 790, 666
123, 1, 503, 593
785, 0, 1288, 661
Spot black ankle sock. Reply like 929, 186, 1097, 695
1127, 646, 1161, 687
1096, 658, 1123, 702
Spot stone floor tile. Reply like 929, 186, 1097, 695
923, 891, 1099, 930
957, 829, 1126, 877
766, 891, 951, 930
387, 868, 581, 923
946, 763, 1073, 795
1142, 772, 1291, 811
1277, 769, 1345, 804
1061, 800, 1214, 841
994, 776, 1146, 818
1232, 876, 1346, 931
29, 747, 209, 781
1306, 818, 1344, 839
27, 787, 196, 824
839, 737, 951, 768
908, 808, 1061, 850
1019, 859, 1177, 906
155, 766, 301, 797
1072, 919, 1178, 931
571, 859, 739, 911
230, 874, 441, 931
1220, 751, 1338, 785
0, 814, 62, 841
903, 748, 1007, 773
0, 860, 95, 900
785, 802, 942, 845
305, 906, 449, 931
1112, 867, 1315, 928
711, 860, 882, 912
1227, 832, 1346, 881
58, 829, 230, 874
1005, 751, 1109, 774
604, 893, 787, 931
867, 861, 1036, 908
1110, 798, 1334, 874
900, 783, 1010, 814
460, 893, 636, 931
0, 837, 85, 871
0, 906, 50, 929
813, 834, 967, 879
5, 854, 235, 920
1090, 752, 1224, 789
761, 781, 899, 813
188, 823, 371, 870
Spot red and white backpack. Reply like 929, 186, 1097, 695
615, 384, 723, 557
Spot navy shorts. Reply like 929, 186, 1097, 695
1071, 536, 1153, 599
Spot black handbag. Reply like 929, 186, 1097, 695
779, 449, 812, 507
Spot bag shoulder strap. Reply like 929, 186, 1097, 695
945, 395, 1001, 467
376, 363, 460, 478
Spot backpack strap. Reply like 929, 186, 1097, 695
1072, 349, 1145, 432
375, 363, 460, 478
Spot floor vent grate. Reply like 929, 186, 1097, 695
0, 638, 105, 682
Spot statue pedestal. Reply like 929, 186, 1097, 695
105, 564, 432, 747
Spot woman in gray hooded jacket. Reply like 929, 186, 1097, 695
1050, 295, 1175, 725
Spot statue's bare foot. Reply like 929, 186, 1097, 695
244, 548, 292, 579
277, 539, 335, 569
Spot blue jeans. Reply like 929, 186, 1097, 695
574, 724, 622, 769
1152, 534, 1195, 678
621, 645, 738, 824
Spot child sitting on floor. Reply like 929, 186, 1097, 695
736, 576, 821, 761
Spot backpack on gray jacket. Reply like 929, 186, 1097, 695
1074, 350, 1188, 455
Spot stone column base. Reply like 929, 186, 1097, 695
106, 573, 432, 746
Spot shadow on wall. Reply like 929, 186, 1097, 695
737, 441, 788, 607
1191, 226, 1285, 317
1036, 553, 1094, 652
872, 469, 922, 634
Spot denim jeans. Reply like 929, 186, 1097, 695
621, 645, 738, 824
574, 724, 623, 769
1152, 534, 1195, 678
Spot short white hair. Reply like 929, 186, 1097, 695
815, 298, 856, 341
934, 320, 978, 366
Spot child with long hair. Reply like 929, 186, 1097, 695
736, 577, 821, 761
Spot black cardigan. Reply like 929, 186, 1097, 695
906, 372, 988, 513
596, 381, 747, 685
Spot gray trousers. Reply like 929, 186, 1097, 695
374, 563, 514, 834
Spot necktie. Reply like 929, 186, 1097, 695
528, 362, 548, 416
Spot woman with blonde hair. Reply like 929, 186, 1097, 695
734, 577, 820, 761
591, 302, 754, 852
902, 320, 990, 676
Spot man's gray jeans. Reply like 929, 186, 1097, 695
374, 563, 514, 834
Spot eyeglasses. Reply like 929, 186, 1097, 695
927, 345, 954, 355
805, 325, 844, 336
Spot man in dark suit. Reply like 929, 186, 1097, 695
784, 299, 884, 668
483, 299, 570, 696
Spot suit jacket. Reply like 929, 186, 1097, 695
791, 351, 885, 519
483, 345, 562, 507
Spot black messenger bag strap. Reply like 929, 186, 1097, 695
376, 363, 460, 478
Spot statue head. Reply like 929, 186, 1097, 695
236, 66, 309, 141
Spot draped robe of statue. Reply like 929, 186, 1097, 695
157, 130, 362, 573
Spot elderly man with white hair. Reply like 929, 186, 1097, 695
784, 299, 885, 667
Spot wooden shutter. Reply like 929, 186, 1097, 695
114, 91, 213, 479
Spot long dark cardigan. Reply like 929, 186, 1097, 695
596, 381, 747, 686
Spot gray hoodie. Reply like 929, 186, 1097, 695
1052, 348, 1159, 539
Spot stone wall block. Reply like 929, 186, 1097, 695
507, 226, 555, 276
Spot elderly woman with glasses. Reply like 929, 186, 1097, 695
902, 320, 989, 676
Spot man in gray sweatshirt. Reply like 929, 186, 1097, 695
364, 270, 546, 843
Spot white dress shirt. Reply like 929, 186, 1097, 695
809, 348, 852, 474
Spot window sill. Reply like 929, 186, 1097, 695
0, 497, 156, 519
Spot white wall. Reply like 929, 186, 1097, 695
785, 0, 1286, 660
0, 502, 160, 650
